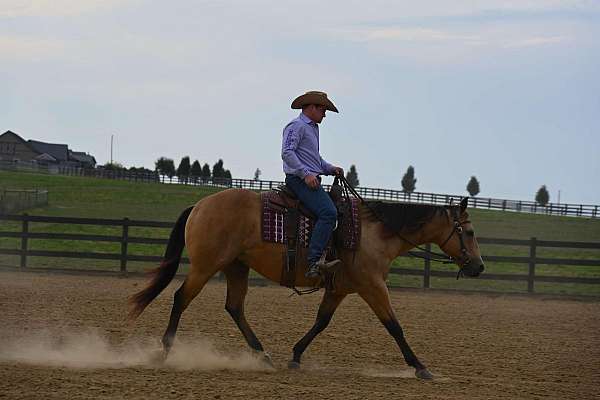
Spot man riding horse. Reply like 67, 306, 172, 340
129, 92, 485, 380
282, 91, 344, 279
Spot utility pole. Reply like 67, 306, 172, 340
110, 134, 114, 164
558, 190, 561, 204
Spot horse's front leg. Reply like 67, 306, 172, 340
359, 281, 433, 380
288, 290, 346, 369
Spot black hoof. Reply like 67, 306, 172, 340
415, 368, 434, 380
287, 360, 301, 370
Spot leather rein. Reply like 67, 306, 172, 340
336, 175, 472, 279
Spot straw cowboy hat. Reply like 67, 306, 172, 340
291, 91, 339, 113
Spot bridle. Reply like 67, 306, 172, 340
439, 210, 472, 278
335, 175, 473, 279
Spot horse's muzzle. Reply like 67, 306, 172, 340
463, 263, 484, 277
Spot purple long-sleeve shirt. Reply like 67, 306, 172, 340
281, 112, 334, 178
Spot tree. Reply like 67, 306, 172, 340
190, 160, 202, 183
466, 176, 480, 197
535, 185, 550, 206
224, 169, 233, 185
155, 157, 175, 178
212, 159, 225, 179
101, 162, 125, 171
401, 165, 417, 193
201, 163, 211, 182
254, 168, 261, 180
129, 166, 154, 174
345, 164, 359, 188
177, 156, 191, 183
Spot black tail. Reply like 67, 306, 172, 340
128, 206, 194, 320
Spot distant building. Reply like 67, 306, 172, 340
0, 130, 96, 168
68, 150, 96, 168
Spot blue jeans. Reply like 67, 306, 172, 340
285, 174, 337, 263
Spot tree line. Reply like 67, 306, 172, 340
345, 164, 553, 206
105, 158, 553, 206
155, 157, 232, 183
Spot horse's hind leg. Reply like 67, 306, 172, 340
359, 280, 433, 380
161, 265, 214, 355
223, 261, 271, 364
288, 290, 346, 369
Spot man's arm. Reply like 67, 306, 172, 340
282, 125, 310, 178
320, 156, 344, 176
320, 156, 335, 175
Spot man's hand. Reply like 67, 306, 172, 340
331, 166, 344, 177
304, 174, 320, 190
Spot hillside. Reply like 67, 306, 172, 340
2, 170, 599, 241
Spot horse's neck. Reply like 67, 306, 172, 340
361, 215, 427, 261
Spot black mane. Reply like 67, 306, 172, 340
364, 201, 448, 235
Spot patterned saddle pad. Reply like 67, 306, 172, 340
261, 191, 361, 250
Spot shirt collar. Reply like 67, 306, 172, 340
299, 112, 316, 126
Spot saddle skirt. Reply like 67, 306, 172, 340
261, 190, 361, 250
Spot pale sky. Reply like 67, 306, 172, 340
1, 0, 599, 204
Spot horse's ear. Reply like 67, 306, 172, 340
460, 197, 468, 213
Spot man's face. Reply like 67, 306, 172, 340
306, 104, 326, 124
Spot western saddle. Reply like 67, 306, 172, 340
261, 178, 360, 290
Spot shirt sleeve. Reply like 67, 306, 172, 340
281, 124, 310, 178
320, 156, 335, 175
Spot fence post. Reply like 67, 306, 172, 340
20, 214, 29, 269
528, 237, 537, 293
120, 218, 129, 274
424, 243, 431, 289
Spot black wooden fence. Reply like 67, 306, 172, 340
75, 171, 600, 219
2, 161, 598, 218
1, 214, 599, 294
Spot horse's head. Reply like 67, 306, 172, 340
437, 198, 484, 278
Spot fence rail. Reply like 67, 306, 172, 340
2, 161, 598, 218
69, 170, 600, 219
0, 189, 48, 215
1, 214, 599, 294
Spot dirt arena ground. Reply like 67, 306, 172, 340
0, 270, 598, 400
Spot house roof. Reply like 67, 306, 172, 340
3, 131, 96, 165
27, 140, 69, 161
69, 150, 96, 164
1, 130, 39, 153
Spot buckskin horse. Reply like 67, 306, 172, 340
129, 187, 484, 380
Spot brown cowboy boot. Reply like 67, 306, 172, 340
305, 254, 342, 279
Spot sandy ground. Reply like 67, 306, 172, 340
0, 270, 599, 400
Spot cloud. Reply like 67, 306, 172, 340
0, 35, 65, 60
0, 0, 136, 18
503, 36, 569, 48
332, 27, 482, 45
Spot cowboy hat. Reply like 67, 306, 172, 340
291, 91, 339, 113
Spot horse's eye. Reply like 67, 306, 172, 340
466, 230, 475, 237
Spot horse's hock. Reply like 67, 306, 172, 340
1, 271, 598, 400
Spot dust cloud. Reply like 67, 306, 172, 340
0, 329, 272, 372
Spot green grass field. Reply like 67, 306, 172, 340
1, 170, 599, 296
